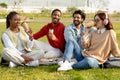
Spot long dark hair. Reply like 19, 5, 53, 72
6, 11, 19, 29
94, 12, 113, 30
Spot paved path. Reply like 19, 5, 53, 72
0, 18, 120, 23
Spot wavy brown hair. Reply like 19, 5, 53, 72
94, 12, 113, 30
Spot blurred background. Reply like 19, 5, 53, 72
0, 0, 120, 21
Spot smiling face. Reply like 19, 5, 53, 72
51, 11, 61, 24
9, 14, 21, 28
94, 15, 104, 29
73, 14, 83, 26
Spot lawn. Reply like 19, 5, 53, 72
0, 21, 120, 80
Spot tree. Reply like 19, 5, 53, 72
67, 7, 78, 14
91, 0, 109, 11
0, 3, 7, 8
41, 8, 51, 14
10, 0, 27, 8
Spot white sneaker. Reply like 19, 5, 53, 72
69, 62, 75, 66
58, 61, 64, 66
57, 61, 73, 71
26, 60, 39, 67
58, 60, 75, 66
9, 61, 17, 68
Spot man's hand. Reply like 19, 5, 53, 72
48, 29, 56, 40
48, 33, 56, 40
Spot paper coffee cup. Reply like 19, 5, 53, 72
49, 29, 54, 34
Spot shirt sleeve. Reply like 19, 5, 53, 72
33, 25, 47, 39
64, 26, 75, 42
2, 33, 23, 55
110, 30, 120, 57
50, 26, 65, 51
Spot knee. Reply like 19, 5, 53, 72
1, 48, 13, 58
2, 48, 11, 54
67, 39, 73, 43
44, 50, 63, 58
34, 49, 45, 56
85, 57, 99, 68
67, 39, 77, 46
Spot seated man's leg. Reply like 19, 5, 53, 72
33, 40, 63, 58
33, 40, 51, 50
44, 48, 63, 58
72, 57, 99, 69
64, 39, 83, 61
63, 40, 79, 61
57, 39, 83, 71
26, 49, 45, 60
73, 42, 84, 61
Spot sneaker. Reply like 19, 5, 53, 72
9, 61, 17, 68
58, 61, 64, 66
25, 60, 39, 67
58, 60, 75, 66
57, 61, 73, 71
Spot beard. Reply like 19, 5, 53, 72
53, 21, 58, 24
52, 18, 60, 24
73, 20, 81, 26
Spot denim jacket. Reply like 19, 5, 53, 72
64, 23, 86, 49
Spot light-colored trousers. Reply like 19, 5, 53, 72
2, 48, 44, 65
1, 40, 63, 65
33, 40, 63, 58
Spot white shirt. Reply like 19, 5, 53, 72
2, 32, 34, 55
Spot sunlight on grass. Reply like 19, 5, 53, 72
0, 21, 120, 80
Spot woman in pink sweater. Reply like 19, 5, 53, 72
58, 12, 120, 71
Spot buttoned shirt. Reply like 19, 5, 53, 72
64, 23, 86, 49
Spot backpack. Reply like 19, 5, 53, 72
104, 57, 120, 68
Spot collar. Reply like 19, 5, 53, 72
48, 22, 60, 28
72, 23, 85, 30
97, 28, 106, 34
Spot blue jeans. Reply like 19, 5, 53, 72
63, 39, 84, 61
72, 57, 99, 69
63, 39, 99, 69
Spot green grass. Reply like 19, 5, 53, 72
0, 11, 120, 19
0, 21, 120, 80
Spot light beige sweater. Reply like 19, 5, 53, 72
82, 29, 120, 64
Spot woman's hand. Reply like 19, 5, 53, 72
26, 28, 33, 41
21, 54, 34, 64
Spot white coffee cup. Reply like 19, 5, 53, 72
49, 28, 54, 34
